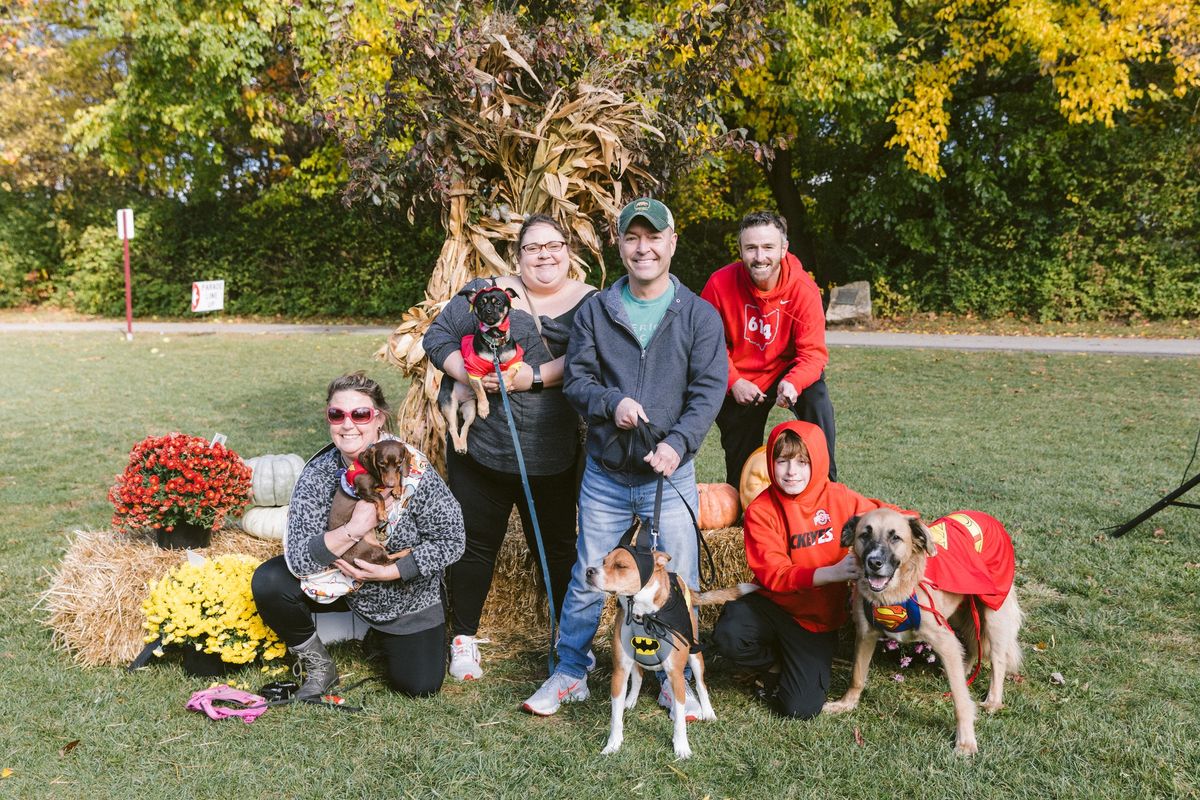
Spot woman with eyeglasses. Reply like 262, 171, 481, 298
423, 214, 597, 682
251, 372, 464, 699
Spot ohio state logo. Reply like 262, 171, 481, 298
744, 306, 779, 351
814, 509, 830, 525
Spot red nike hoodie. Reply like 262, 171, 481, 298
700, 252, 828, 393
743, 420, 902, 632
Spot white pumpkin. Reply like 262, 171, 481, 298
240, 505, 288, 540
245, 453, 305, 507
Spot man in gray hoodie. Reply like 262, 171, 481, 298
521, 198, 727, 719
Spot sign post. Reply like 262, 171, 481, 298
116, 208, 134, 340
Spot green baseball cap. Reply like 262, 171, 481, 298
618, 197, 675, 235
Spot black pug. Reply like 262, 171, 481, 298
439, 284, 527, 455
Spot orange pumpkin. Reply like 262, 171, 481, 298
739, 446, 771, 510
696, 482, 740, 529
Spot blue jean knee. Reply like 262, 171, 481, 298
553, 457, 700, 678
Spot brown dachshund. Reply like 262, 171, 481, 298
326, 440, 411, 566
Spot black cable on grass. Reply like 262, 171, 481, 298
1181, 427, 1200, 489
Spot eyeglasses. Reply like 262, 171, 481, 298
326, 406, 378, 425
520, 240, 566, 255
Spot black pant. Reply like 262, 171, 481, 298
713, 593, 836, 719
251, 555, 446, 697
715, 373, 837, 487
445, 448, 578, 637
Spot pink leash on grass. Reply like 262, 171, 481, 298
186, 685, 268, 724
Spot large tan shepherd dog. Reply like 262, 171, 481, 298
823, 508, 1023, 755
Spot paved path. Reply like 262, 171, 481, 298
2, 320, 1197, 356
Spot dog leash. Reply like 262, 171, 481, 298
491, 352, 559, 675
601, 421, 717, 590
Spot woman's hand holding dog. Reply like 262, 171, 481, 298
478, 364, 532, 393
812, 552, 861, 586
334, 550, 409, 583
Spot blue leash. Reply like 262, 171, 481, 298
491, 355, 558, 674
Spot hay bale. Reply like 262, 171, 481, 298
476, 517, 751, 652
39, 528, 281, 667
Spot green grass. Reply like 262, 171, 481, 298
2, 331, 1199, 799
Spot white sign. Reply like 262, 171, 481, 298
191, 280, 225, 313
116, 208, 134, 240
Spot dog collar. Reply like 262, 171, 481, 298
866, 594, 923, 633
338, 460, 367, 498
186, 685, 268, 724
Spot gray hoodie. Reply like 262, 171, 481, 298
564, 275, 727, 483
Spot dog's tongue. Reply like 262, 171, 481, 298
868, 576, 891, 592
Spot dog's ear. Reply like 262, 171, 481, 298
358, 443, 378, 476
653, 550, 672, 568
841, 516, 861, 547
908, 515, 937, 556
458, 287, 476, 302
504, 287, 519, 300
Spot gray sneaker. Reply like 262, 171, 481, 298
657, 676, 701, 722
521, 671, 589, 716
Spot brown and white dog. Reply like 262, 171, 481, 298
823, 508, 1023, 755
585, 520, 756, 760
326, 440, 411, 567
439, 285, 527, 455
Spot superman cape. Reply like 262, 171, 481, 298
923, 510, 1015, 611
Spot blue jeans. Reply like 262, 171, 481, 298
554, 456, 700, 679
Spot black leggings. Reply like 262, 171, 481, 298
713, 593, 837, 719
715, 373, 837, 486
251, 555, 446, 697
444, 448, 578, 637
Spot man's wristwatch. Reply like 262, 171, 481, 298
530, 364, 544, 393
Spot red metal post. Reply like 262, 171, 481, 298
122, 235, 133, 340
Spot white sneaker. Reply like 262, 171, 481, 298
521, 671, 589, 716
657, 676, 701, 722
586, 649, 596, 673
449, 635, 488, 681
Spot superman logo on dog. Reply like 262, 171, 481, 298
872, 605, 908, 631
631, 636, 660, 656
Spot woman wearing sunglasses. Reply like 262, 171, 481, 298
251, 371, 465, 700
423, 214, 597, 682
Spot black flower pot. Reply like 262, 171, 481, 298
181, 647, 235, 678
154, 521, 212, 550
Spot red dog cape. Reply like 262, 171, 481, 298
923, 510, 1015, 610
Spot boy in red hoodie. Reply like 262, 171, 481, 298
713, 419, 902, 718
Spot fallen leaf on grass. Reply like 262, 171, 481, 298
1012, 673, 1026, 684
1033, 641, 1049, 652
1152, 527, 1166, 539
1050, 672, 1065, 685
1, 768, 12, 779
666, 763, 689, 781
854, 727, 865, 747
60, 741, 79, 756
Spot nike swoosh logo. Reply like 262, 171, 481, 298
557, 681, 580, 700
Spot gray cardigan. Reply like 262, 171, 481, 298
563, 275, 727, 482
283, 441, 464, 625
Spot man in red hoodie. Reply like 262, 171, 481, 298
700, 212, 837, 485
713, 420, 901, 718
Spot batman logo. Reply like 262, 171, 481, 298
631, 636, 659, 655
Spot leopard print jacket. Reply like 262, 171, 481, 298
283, 438, 464, 623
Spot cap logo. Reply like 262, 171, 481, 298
635, 200, 650, 211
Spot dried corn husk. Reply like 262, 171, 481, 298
377, 63, 663, 468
